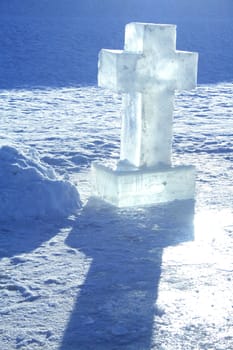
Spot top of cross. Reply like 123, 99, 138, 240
98, 22, 198, 94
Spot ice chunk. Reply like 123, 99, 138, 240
124, 22, 177, 55
175, 51, 198, 90
98, 49, 139, 93
92, 162, 196, 208
120, 89, 174, 168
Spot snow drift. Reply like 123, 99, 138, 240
0, 145, 82, 220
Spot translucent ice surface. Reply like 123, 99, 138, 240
98, 49, 139, 93
92, 162, 196, 207
120, 90, 174, 168
95, 22, 198, 206
98, 23, 198, 94
98, 23, 198, 169
124, 23, 177, 55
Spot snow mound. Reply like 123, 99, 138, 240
0, 146, 82, 220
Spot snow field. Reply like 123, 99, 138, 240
0, 83, 232, 349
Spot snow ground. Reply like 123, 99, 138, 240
0, 83, 233, 349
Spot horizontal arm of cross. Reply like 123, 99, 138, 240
153, 51, 198, 91
98, 49, 141, 93
174, 51, 198, 90
98, 48, 198, 93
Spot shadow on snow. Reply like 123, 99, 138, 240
0, 218, 71, 259
61, 198, 195, 349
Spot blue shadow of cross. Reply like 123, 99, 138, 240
61, 199, 194, 349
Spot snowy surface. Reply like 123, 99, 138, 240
0, 83, 232, 349
0, 146, 81, 220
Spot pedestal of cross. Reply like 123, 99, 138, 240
92, 23, 198, 207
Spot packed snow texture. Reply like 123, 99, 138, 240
0, 146, 81, 220
0, 84, 232, 349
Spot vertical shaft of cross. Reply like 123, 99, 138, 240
120, 88, 174, 168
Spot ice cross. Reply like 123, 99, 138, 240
92, 22, 198, 207
98, 22, 198, 168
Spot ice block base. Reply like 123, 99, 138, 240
91, 162, 195, 208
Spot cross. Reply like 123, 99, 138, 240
98, 22, 198, 168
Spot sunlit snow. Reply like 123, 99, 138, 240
0, 82, 232, 349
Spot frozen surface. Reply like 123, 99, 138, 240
0, 83, 232, 349
98, 23, 198, 168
